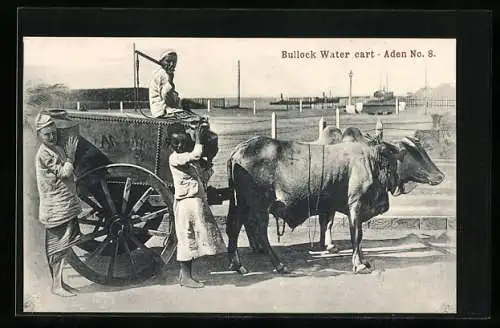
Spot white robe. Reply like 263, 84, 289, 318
148, 68, 182, 118
169, 144, 226, 261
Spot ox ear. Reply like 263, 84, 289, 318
378, 141, 402, 159
391, 142, 409, 162
375, 142, 400, 195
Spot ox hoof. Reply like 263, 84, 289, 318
229, 262, 248, 274
326, 244, 340, 254
361, 260, 372, 269
353, 264, 373, 274
238, 266, 249, 275
276, 263, 292, 274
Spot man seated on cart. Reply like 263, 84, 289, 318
149, 49, 188, 118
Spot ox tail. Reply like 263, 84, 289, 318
226, 155, 242, 245
227, 139, 250, 210
227, 156, 237, 208
226, 154, 240, 229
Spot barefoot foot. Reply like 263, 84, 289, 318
326, 244, 340, 253
52, 287, 76, 297
62, 283, 79, 294
276, 263, 292, 274
353, 263, 373, 274
179, 277, 204, 288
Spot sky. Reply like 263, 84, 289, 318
22, 37, 456, 98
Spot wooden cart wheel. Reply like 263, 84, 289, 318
66, 164, 177, 286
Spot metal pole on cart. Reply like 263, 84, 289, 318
136, 47, 140, 111
133, 42, 137, 112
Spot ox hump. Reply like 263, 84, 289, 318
231, 136, 284, 163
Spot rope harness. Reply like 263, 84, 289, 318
307, 144, 325, 247
275, 144, 326, 246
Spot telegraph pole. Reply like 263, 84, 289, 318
237, 60, 241, 108
348, 70, 353, 106
424, 63, 428, 115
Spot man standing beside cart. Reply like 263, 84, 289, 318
166, 122, 226, 288
35, 112, 81, 297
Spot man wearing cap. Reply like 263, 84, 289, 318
149, 50, 187, 118
35, 112, 81, 297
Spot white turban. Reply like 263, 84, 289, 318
35, 112, 55, 131
159, 49, 177, 61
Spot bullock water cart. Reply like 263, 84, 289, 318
44, 108, 229, 286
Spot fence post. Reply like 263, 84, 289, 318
375, 119, 384, 140
253, 100, 256, 116
395, 97, 399, 117
336, 107, 340, 129
207, 99, 211, 112
77, 101, 80, 111
299, 99, 303, 113
431, 114, 442, 143
271, 112, 277, 139
318, 117, 326, 137
120, 101, 124, 113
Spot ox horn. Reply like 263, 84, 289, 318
402, 136, 418, 148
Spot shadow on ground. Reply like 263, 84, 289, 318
73, 232, 455, 293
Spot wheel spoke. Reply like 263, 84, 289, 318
86, 235, 112, 263
132, 227, 169, 237
160, 240, 177, 265
130, 208, 169, 225
106, 235, 120, 284
122, 177, 132, 214
62, 229, 108, 252
93, 216, 106, 233
78, 218, 101, 226
80, 195, 104, 213
122, 233, 139, 279
78, 208, 98, 221
129, 234, 162, 264
129, 187, 153, 216
100, 178, 118, 215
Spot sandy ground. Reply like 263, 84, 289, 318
22, 227, 456, 314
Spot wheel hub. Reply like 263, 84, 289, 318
108, 216, 131, 237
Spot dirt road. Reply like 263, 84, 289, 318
23, 227, 456, 314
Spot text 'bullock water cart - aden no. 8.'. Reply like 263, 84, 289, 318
42, 108, 228, 286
